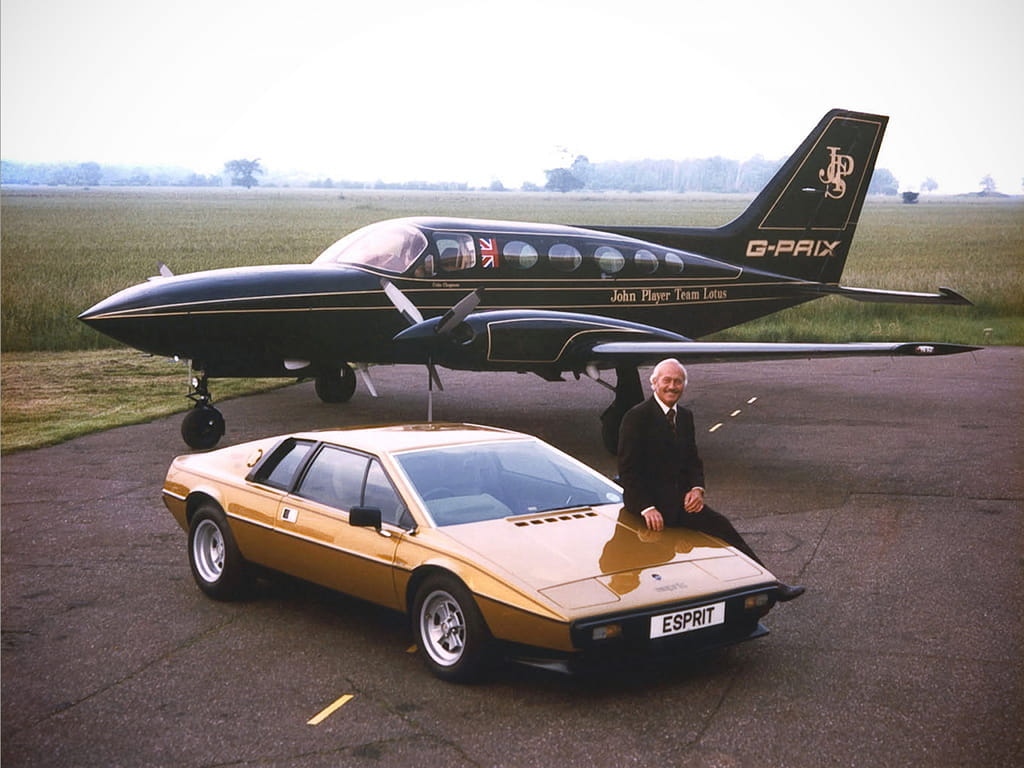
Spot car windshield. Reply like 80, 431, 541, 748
394, 439, 623, 526
314, 219, 428, 274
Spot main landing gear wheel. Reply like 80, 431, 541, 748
413, 573, 493, 683
315, 365, 357, 403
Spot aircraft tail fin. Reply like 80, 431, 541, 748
721, 108, 887, 283
591, 109, 889, 285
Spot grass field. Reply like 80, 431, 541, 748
2, 187, 1021, 453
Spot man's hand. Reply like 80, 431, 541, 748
684, 488, 705, 513
641, 508, 664, 531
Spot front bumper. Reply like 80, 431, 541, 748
506, 585, 777, 674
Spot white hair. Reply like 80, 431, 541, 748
649, 358, 688, 385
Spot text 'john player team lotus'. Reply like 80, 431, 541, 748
79, 109, 977, 450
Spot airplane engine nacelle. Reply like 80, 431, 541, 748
393, 310, 689, 372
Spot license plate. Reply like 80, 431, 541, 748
650, 601, 726, 639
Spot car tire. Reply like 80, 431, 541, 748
188, 504, 249, 601
413, 574, 493, 683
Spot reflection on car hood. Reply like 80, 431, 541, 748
440, 505, 772, 611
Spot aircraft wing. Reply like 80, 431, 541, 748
588, 340, 980, 366
392, 303, 979, 373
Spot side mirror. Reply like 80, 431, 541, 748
349, 506, 383, 530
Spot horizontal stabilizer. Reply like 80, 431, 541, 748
802, 284, 973, 305
590, 341, 980, 366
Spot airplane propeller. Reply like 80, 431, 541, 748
380, 279, 484, 421
436, 288, 483, 335
381, 279, 424, 325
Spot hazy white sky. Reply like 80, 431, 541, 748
3, 0, 1022, 193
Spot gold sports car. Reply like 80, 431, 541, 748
162, 423, 785, 681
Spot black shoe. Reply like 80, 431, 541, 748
776, 583, 806, 602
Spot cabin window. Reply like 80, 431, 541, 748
634, 249, 658, 274
434, 233, 477, 272
503, 240, 538, 270
664, 252, 685, 274
414, 253, 436, 278
548, 243, 582, 272
595, 246, 625, 275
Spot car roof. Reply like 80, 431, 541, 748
290, 423, 530, 455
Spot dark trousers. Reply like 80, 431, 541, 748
673, 505, 763, 566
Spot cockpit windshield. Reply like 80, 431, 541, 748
315, 220, 428, 274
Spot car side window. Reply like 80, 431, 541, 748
296, 445, 368, 511
364, 460, 410, 528
249, 438, 316, 490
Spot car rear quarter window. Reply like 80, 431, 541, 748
249, 438, 316, 490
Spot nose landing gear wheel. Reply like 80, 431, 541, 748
181, 404, 225, 450
180, 369, 225, 450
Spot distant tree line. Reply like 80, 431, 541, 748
308, 178, 472, 192
547, 154, 787, 194
0, 160, 223, 187
3, 156, 909, 195
545, 154, 903, 195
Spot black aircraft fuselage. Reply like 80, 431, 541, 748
81, 216, 828, 378
79, 109, 977, 450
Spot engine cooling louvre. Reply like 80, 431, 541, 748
511, 510, 599, 527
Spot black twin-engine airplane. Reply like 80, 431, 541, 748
80, 109, 977, 450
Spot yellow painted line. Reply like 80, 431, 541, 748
407, 645, 418, 654
709, 423, 723, 433
730, 409, 742, 417
308, 694, 354, 726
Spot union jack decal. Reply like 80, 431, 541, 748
479, 238, 499, 268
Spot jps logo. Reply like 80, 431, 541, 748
746, 239, 840, 258
818, 146, 855, 199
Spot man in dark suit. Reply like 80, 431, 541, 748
617, 358, 804, 601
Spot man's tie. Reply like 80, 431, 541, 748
666, 408, 676, 434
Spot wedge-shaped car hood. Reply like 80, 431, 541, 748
441, 506, 771, 612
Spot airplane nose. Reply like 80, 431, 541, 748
77, 282, 173, 352
78, 263, 382, 361
77, 298, 114, 325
